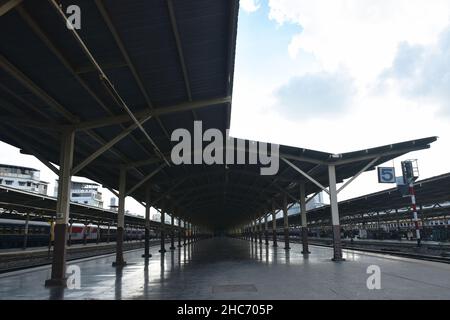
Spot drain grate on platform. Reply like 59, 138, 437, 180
212, 284, 257, 293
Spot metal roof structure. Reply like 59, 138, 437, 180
0, 1, 438, 232
276, 173, 450, 228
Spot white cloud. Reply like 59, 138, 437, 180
274, 71, 355, 119
268, 0, 450, 85
240, 0, 261, 13
379, 27, 450, 115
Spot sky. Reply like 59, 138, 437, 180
231, 0, 450, 201
1, 0, 450, 217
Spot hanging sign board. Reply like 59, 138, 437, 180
377, 167, 396, 183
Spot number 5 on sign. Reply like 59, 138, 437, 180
377, 167, 396, 183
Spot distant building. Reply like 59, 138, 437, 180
109, 197, 118, 212
54, 180, 104, 208
0, 164, 49, 195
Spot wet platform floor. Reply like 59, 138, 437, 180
1, 237, 450, 300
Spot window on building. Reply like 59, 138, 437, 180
84, 201, 88, 204
19, 181, 26, 186
27, 182, 31, 187
5, 180, 13, 185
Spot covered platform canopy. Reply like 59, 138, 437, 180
0, 0, 437, 230
0, 0, 438, 284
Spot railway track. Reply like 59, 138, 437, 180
295, 238, 450, 264
0, 240, 166, 273
242, 236, 450, 264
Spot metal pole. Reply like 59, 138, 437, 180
68, 221, 72, 246
183, 220, 187, 246
329, 165, 344, 261
23, 212, 29, 250
283, 194, 290, 250
170, 214, 176, 250
45, 130, 74, 287
178, 217, 182, 247
409, 182, 421, 246
258, 217, 262, 244
142, 187, 152, 258
299, 182, 310, 254
264, 213, 269, 246
272, 203, 277, 247
159, 202, 167, 253
113, 167, 127, 266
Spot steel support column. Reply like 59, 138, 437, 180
272, 203, 277, 247
258, 217, 263, 244
170, 215, 176, 250
299, 182, 310, 254
45, 130, 74, 287
183, 220, 187, 245
23, 212, 29, 250
251, 219, 255, 242
283, 194, 290, 250
177, 218, 182, 247
159, 203, 167, 253
329, 165, 344, 261
264, 213, 269, 245
142, 187, 152, 258
113, 168, 127, 266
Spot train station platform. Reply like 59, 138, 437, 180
1, 237, 449, 300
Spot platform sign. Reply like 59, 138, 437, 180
377, 167, 396, 184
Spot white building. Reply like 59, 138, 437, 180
109, 197, 118, 212
54, 180, 104, 208
152, 213, 161, 222
0, 164, 49, 195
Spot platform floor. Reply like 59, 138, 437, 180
0, 237, 449, 300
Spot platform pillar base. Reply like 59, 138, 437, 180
45, 278, 67, 288
112, 261, 127, 267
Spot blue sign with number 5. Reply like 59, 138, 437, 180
377, 167, 396, 183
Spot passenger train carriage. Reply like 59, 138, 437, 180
0, 218, 152, 249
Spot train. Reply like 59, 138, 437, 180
0, 218, 158, 249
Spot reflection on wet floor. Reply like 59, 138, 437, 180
1, 237, 450, 300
